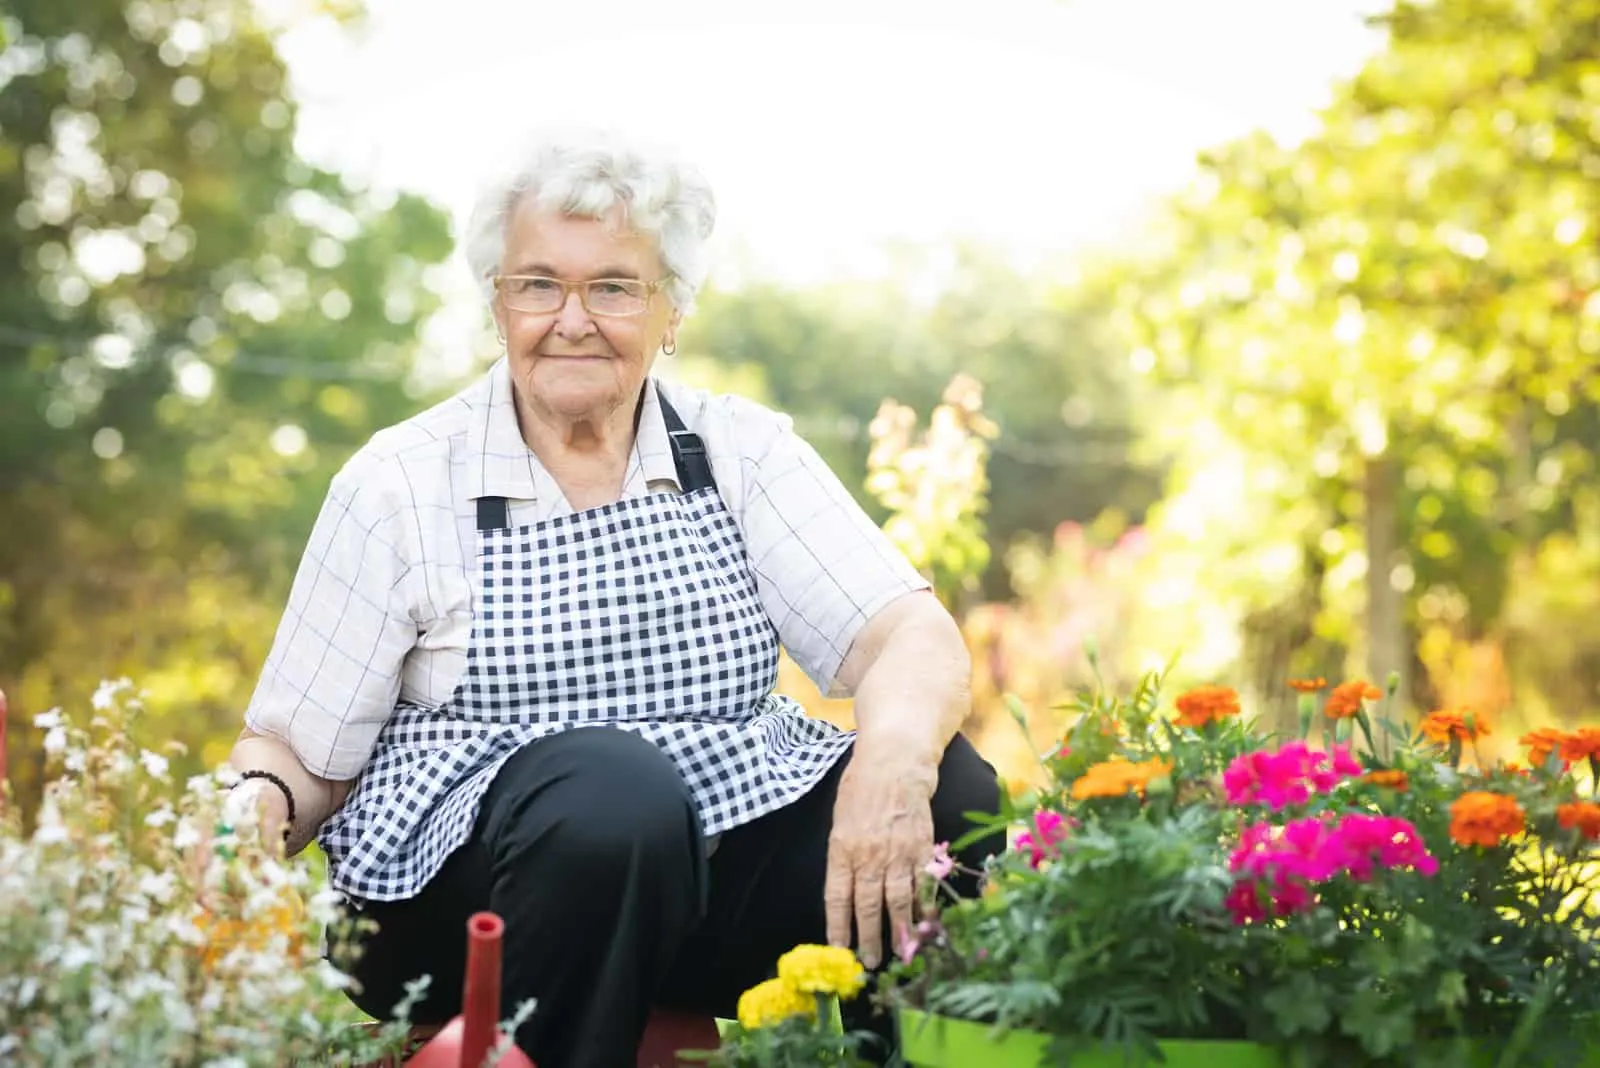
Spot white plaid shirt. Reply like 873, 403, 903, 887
244, 356, 928, 784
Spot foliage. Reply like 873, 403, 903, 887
689, 256, 1158, 600
864, 372, 998, 611
698, 944, 879, 1068
0, 0, 455, 813
0, 679, 419, 1065
1105, 0, 1600, 716
885, 662, 1600, 1066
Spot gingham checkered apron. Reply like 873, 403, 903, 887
318, 391, 855, 902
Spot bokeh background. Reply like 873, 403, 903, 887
3, 0, 1597, 814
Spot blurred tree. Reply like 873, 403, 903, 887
0, 0, 453, 810
688, 248, 1160, 599
1108, 0, 1599, 727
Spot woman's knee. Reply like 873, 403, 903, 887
482, 727, 703, 880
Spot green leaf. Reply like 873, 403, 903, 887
1260, 972, 1332, 1037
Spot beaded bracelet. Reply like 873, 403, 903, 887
238, 769, 297, 833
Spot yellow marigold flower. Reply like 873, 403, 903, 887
1520, 727, 1567, 768
776, 943, 866, 1000
1324, 680, 1382, 720
1071, 757, 1172, 800
1449, 791, 1524, 848
736, 977, 814, 1029
1422, 708, 1491, 744
1288, 677, 1328, 693
1559, 727, 1600, 764
193, 892, 306, 971
1363, 769, 1409, 792
1173, 686, 1241, 729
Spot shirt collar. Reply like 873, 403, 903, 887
467, 356, 683, 501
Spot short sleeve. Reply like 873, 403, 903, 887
739, 414, 931, 697
243, 456, 418, 780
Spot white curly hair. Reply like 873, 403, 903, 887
462, 128, 718, 316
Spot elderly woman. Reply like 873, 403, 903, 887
226, 131, 1002, 1068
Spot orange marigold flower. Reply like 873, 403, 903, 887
1363, 769, 1409, 791
1520, 728, 1568, 769
1288, 677, 1328, 693
1557, 802, 1600, 840
1421, 708, 1491, 744
1174, 685, 1242, 729
1449, 791, 1525, 848
1071, 757, 1173, 800
1324, 679, 1382, 720
1558, 727, 1600, 764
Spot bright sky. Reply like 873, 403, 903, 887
272, 0, 1389, 366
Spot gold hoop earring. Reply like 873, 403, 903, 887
662, 341, 676, 356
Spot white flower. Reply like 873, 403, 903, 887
202, 1057, 248, 1068
315, 959, 357, 991
172, 818, 202, 851
59, 942, 96, 970
63, 750, 86, 773
166, 913, 205, 946
144, 807, 176, 828
305, 886, 344, 924
139, 750, 170, 779
165, 997, 197, 1033
136, 871, 177, 905
33, 822, 68, 846
43, 726, 67, 754
91, 679, 129, 710
90, 986, 123, 1019
32, 707, 64, 729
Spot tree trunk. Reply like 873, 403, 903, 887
1365, 455, 1405, 693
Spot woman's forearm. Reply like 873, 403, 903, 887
227, 729, 353, 855
843, 593, 973, 789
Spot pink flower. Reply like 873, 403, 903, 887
1223, 742, 1364, 812
896, 923, 919, 964
925, 842, 955, 881
1015, 810, 1071, 868
1225, 812, 1438, 925
1225, 880, 1267, 924
1325, 813, 1438, 880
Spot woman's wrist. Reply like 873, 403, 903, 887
851, 728, 942, 796
226, 776, 293, 840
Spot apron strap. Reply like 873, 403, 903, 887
476, 495, 509, 532
657, 386, 716, 494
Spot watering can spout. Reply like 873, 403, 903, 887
403, 911, 535, 1068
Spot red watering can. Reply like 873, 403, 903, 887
404, 911, 536, 1068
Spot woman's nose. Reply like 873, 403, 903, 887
552, 290, 593, 339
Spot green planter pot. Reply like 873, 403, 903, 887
897, 1010, 1280, 1068
898, 1010, 1600, 1068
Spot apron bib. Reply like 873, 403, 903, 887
320, 390, 855, 902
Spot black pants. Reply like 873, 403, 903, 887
336, 726, 1003, 1068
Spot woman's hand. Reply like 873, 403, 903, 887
824, 592, 969, 969
824, 754, 937, 969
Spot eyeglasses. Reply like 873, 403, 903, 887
492, 274, 667, 317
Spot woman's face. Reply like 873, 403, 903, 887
493, 200, 679, 425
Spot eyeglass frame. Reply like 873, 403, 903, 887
491, 273, 670, 317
